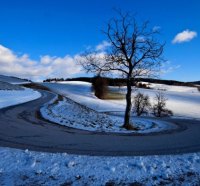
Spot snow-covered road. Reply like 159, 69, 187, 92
0, 85, 200, 185
0, 89, 200, 156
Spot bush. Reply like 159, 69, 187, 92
132, 93, 151, 116
92, 76, 108, 99
152, 92, 173, 117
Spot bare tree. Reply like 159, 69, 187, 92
153, 91, 173, 117
133, 92, 151, 116
78, 11, 164, 129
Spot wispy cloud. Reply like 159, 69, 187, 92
160, 61, 181, 74
95, 41, 111, 51
172, 29, 197, 44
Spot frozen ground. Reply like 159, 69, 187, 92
43, 81, 200, 119
0, 82, 41, 109
0, 147, 200, 185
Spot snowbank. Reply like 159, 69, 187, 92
0, 147, 200, 185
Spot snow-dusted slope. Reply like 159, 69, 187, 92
0, 75, 30, 84
0, 80, 41, 109
43, 81, 200, 119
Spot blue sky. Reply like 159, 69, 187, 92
0, 0, 199, 81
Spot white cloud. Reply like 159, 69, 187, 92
95, 41, 111, 51
172, 29, 197, 44
160, 61, 181, 74
0, 44, 82, 81
0, 41, 117, 81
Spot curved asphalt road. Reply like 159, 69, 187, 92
0, 90, 200, 156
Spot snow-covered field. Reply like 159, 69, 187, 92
110, 83, 200, 119
43, 81, 200, 119
0, 147, 200, 185
0, 81, 41, 109
41, 81, 200, 132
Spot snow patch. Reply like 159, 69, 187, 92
0, 147, 200, 185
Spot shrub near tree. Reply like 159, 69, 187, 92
132, 92, 151, 116
92, 76, 108, 99
153, 91, 173, 117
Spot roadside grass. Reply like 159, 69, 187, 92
103, 89, 125, 100
104, 92, 125, 100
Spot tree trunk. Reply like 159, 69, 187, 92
123, 79, 132, 129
